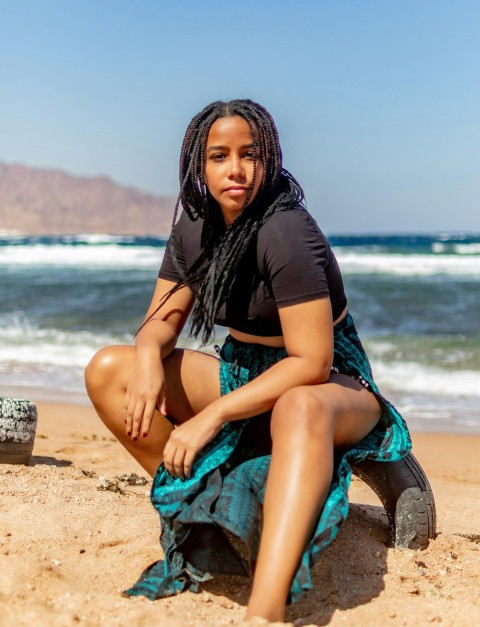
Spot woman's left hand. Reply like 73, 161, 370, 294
162, 409, 224, 479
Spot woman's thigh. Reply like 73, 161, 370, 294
320, 373, 382, 448
272, 373, 381, 450
162, 348, 222, 424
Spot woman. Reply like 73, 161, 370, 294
85, 99, 411, 623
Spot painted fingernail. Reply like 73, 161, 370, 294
133, 436, 138, 442
143, 433, 147, 438
127, 431, 131, 436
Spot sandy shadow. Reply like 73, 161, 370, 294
29, 455, 72, 467
202, 503, 390, 625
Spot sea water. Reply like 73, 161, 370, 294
1, 232, 479, 434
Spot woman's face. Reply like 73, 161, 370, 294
204, 115, 264, 224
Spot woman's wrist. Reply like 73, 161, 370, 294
208, 395, 251, 426
203, 399, 230, 427
135, 324, 177, 359
135, 343, 162, 363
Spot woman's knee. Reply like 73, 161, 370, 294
84, 345, 131, 396
271, 386, 334, 438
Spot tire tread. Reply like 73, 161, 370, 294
352, 453, 436, 550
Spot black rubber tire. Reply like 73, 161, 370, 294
352, 453, 437, 550
0, 397, 38, 465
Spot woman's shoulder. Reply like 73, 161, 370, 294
174, 210, 203, 235
169, 210, 204, 251
257, 206, 327, 247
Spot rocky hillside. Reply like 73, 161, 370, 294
0, 161, 175, 235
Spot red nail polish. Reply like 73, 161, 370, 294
127, 431, 131, 436
133, 437, 138, 442
143, 433, 147, 438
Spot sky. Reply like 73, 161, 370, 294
1, 0, 479, 234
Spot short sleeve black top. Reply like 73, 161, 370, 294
159, 207, 347, 336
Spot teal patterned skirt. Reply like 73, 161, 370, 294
124, 312, 411, 603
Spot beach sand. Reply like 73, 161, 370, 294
1, 399, 479, 626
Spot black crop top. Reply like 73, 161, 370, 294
159, 208, 347, 336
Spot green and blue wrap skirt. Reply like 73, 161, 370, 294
124, 312, 411, 603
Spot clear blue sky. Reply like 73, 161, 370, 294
1, 0, 479, 233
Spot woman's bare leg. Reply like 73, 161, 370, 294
85, 346, 221, 477
245, 374, 382, 622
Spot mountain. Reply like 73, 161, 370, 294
0, 161, 176, 235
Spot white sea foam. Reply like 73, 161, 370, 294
334, 251, 480, 277
453, 243, 480, 255
0, 243, 164, 268
432, 242, 448, 253
1, 243, 479, 276
0, 317, 206, 370
0, 340, 97, 370
62, 233, 137, 245
372, 359, 480, 398
432, 242, 480, 255
0, 325, 128, 369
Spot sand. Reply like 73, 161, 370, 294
1, 399, 479, 626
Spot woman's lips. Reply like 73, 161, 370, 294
224, 186, 249, 197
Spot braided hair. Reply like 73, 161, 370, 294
147, 99, 306, 345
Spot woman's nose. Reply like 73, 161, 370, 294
228, 156, 245, 178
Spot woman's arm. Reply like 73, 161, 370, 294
163, 297, 334, 477
125, 278, 194, 439
215, 297, 333, 418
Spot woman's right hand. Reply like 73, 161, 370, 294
124, 348, 167, 440
123, 277, 194, 441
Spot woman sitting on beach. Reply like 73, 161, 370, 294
85, 99, 411, 623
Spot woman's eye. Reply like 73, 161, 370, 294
244, 150, 260, 161
211, 154, 225, 161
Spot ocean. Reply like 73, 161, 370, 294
1, 231, 479, 434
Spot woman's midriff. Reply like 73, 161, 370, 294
228, 307, 348, 348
